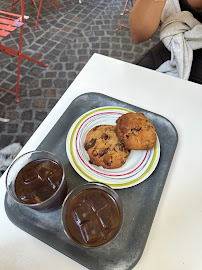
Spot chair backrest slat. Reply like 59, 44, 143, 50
0, 30, 10, 37
0, 10, 21, 19
0, 18, 16, 25
0, 24, 16, 31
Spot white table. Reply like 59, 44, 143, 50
1, 53, 202, 270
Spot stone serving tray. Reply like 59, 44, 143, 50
5, 92, 178, 270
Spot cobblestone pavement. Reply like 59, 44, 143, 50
0, 0, 160, 149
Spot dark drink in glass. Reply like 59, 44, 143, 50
61, 183, 123, 247
6, 151, 67, 212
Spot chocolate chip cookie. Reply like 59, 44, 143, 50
115, 113, 156, 150
84, 125, 130, 169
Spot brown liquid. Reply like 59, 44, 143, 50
65, 188, 122, 247
15, 159, 63, 204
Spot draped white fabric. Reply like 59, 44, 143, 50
156, 0, 202, 79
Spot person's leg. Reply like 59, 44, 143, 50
134, 41, 171, 70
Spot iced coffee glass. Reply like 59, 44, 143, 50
6, 150, 67, 212
61, 182, 123, 248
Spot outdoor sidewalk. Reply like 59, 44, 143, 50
0, 0, 159, 149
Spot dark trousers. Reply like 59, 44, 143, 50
134, 41, 202, 85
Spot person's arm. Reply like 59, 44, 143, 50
129, 0, 166, 44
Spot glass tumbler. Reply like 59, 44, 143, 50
61, 182, 123, 248
6, 150, 67, 212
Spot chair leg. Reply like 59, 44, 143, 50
34, 0, 61, 29
116, 0, 130, 31
34, 0, 43, 29
15, 55, 22, 103
10, 0, 20, 13
20, 53, 49, 66
0, 44, 48, 67
31, 0, 38, 12
51, 0, 61, 10
10, 0, 15, 13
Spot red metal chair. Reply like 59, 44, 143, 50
10, 0, 61, 29
0, 0, 48, 102
116, 0, 133, 31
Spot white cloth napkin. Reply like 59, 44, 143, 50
156, 0, 202, 79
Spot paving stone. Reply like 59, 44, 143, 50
46, 40, 57, 47
58, 71, 67, 78
53, 79, 68, 89
29, 89, 42, 97
41, 79, 53, 88
36, 37, 48, 45
92, 43, 100, 49
7, 111, 19, 120
123, 52, 137, 61
44, 54, 57, 61
0, 104, 5, 116
35, 111, 48, 121
48, 99, 58, 109
21, 110, 33, 120
0, 135, 14, 148
32, 98, 47, 108
66, 63, 75, 70
0, 93, 15, 105
28, 67, 44, 77
75, 63, 85, 70
101, 36, 110, 42
19, 99, 32, 108
39, 46, 52, 54
15, 135, 30, 146
100, 50, 109, 56
7, 75, 18, 84
45, 71, 58, 78
101, 43, 110, 49
79, 55, 89, 62
121, 44, 133, 51
52, 35, 64, 42
82, 42, 90, 48
111, 50, 122, 58
27, 79, 40, 89
0, 123, 5, 132
68, 71, 77, 79
0, 59, 11, 69
44, 89, 56, 97
20, 67, 30, 76
1, 70, 11, 80
8, 124, 18, 133
6, 63, 18, 71
58, 54, 67, 62
112, 43, 121, 50
49, 49, 61, 56
134, 46, 144, 54
22, 122, 35, 133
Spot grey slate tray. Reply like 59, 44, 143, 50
5, 92, 178, 270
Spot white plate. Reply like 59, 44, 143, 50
66, 107, 160, 189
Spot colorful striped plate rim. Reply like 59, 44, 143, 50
66, 107, 160, 189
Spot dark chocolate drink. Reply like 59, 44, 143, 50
65, 188, 122, 247
15, 159, 63, 205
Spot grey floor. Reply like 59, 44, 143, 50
0, 0, 160, 149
